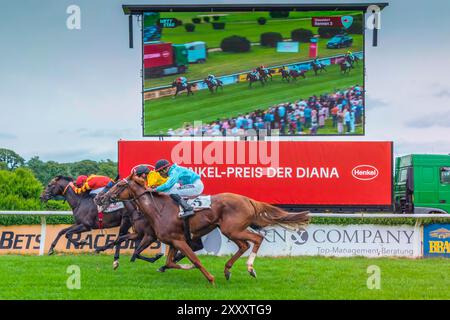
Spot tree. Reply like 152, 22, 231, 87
0, 148, 25, 170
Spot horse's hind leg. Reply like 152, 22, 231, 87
173, 240, 215, 284
223, 239, 250, 280
225, 230, 264, 278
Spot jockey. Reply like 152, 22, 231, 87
260, 65, 268, 74
152, 159, 204, 218
251, 69, 259, 79
346, 50, 355, 61
177, 76, 187, 87
134, 165, 168, 189
74, 174, 113, 195
207, 74, 217, 85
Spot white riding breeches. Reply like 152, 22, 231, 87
167, 179, 204, 197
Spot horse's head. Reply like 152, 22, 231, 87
40, 175, 73, 202
95, 173, 146, 207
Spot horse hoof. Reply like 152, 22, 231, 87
209, 276, 216, 286
224, 270, 231, 281
48, 249, 54, 256
249, 269, 257, 278
113, 261, 119, 270
151, 253, 164, 263
157, 266, 166, 273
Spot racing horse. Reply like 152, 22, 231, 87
203, 78, 223, 93
289, 69, 307, 81
96, 172, 310, 285
246, 72, 264, 87
339, 60, 352, 74
256, 67, 274, 82
310, 62, 327, 76
172, 81, 196, 97
280, 68, 291, 82
40, 176, 163, 269
345, 54, 360, 68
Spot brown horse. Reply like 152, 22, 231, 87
96, 173, 310, 284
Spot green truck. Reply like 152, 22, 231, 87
394, 154, 450, 213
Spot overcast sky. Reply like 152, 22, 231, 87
0, 0, 449, 162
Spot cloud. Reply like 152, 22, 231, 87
406, 113, 450, 128
365, 96, 389, 109
57, 128, 136, 139
36, 148, 116, 163
434, 88, 450, 98
0, 132, 17, 139
395, 140, 450, 157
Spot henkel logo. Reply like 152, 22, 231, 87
352, 165, 379, 181
162, 50, 170, 58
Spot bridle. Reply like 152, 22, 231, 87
108, 178, 163, 215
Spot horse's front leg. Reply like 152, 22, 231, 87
48, 224, 80, 255
112, 216, 132, 270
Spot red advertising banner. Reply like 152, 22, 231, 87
143, 43, 173, 69
118, 141, 393, 206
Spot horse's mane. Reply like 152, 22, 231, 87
56, 175, 73, 182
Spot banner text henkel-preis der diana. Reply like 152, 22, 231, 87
118, 141, 392, 206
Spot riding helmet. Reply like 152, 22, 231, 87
155, 159, 171, 172
75, 175, 88, 187
135, 165, 150, 176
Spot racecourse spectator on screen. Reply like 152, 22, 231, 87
167, 85, 363, 136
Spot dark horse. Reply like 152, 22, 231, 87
339, 61, 352, 74
246, 73, 264, 87
289, 69, 307, 81
203, 78, 223, 93
40, 176, 163, 269
172, 81, 196, 97
256, 67, 274, 82
280, 68, 291, 82
97, 172, 310, 284
310, 62, 327, 76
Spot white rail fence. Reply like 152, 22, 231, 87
0, 211, 449, 256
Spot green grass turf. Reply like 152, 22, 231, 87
144, 35, 362, 89
144, 63, 364, 135
156, 11, 361, 48
0, 254, 448, 300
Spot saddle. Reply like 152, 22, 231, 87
178, 195, 212, 216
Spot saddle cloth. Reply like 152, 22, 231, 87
179, 195, 211, 215
103, 202, 125, 213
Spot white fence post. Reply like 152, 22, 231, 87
39, 216, 47, 256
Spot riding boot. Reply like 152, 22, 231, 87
170, 194, 194, 218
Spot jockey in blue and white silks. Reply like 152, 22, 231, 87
251, 69, 259, 79
153, 159, 204, 218
207, 74, 217, 86
177, 76, 187, 88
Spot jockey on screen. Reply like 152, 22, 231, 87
251, 69, 259, 79
207, 74, 217, 86
260, 65, 269, 75
177, 76, 187, 87
150, 159, 204, 218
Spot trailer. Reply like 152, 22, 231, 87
143, 42, 188, 78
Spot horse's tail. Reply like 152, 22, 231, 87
249, 199, 310, 230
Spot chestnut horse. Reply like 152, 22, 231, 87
96, 173, 310, 285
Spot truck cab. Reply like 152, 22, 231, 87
394, 154, 450, 213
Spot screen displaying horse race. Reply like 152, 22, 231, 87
142, 10, 364, 136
